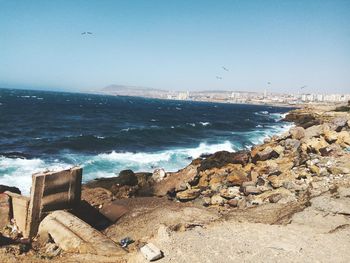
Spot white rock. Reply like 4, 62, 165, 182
140, 243, 163, 261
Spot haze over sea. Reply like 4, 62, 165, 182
0, 88, 293, 194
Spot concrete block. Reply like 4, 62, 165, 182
140, 243, 163, 261
38, 210, 125, 257
0, 193, 11, 230
5, 191, 30, 234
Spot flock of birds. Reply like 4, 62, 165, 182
216, 66, 229, 80
80, 32, 307, 91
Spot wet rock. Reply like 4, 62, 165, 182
199, 150, 250, 171
290, 126, 305, 140
117, 170, 138, 186
176, 189, 201, 201
0, 185, 21, 194
219, 187, 240, 199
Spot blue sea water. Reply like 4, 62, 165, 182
0, 88, 294, 194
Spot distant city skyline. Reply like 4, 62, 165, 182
0, 0, 349, 94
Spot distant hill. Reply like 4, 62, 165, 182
101, 84, 171, 98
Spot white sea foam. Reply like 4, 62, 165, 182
199, 122, 210, 126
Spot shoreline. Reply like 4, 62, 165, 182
1, 103, 350, 262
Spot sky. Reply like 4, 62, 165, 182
0, 0, 349, 94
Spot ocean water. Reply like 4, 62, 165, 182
0, 88, 294, 194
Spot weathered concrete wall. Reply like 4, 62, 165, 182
0, 193, 11, 229
5, 191, 30, 233
26, 167, 82, 238
38, 210, 126, 257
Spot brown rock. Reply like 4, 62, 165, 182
242, 185, 261, 195
219, 187, 240, 199
290, 126, 305, 140
267, 171, 295, 188
336, 131, 350, 147
152, 163, 199, 196
252, 146, 279, 163
324, 130, 338, 143
176, 189, 201, 201
303, 137, 329, 154
209, 174, 226, 191
226, 169, 248, 186
210, 194, 226, 205
227, 199, 239, 207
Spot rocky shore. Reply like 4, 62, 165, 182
1, 104, 350, 262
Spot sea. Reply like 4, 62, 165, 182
0, 88, 294, 194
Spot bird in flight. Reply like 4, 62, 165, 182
222, 66, 229, 72
216, 76, 223, 80
300, 85, 307, 89
81, 32, 93, 35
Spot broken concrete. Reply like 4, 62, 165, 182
38, 210, 125, 257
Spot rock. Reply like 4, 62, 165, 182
209, 174, 226, 191
219, 187, 240, 199
302, 137, 329, 154
117, 170, 138, 186
176, 189, 201, 201
330, 117, 348, 132
140, 243, 163, 261
226, 169, 248, 186
336, 131, 350, 147
242, 185, 261, 195
284, 110, 320, 128
43, 243, 61, 258
290, 126, 305, 140
227, 198, 239, 207
152, 168, 166, 182
152, 163, 199, 196
324, 130, 338, 143
311, 195, 350, 215
198, 150, 250, 171
210, 194, 226, 205
268, 171, 295, 188
304, 124, 325, 139
284, 139, 301, 152
0, 193, 11, 229
252, 146, 279, 163
0, 185, 21, 194
328, 166, 350, 175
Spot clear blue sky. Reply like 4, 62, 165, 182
0, 0, 349, 94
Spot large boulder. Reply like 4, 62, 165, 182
117, 170, 138, 186
198, 150, 250, 171
330, 117, 348, 132
336, 131, 350, 147
302, 137, 329, 154
0, 185, 21, 194
267, 171, 296, 188
289, 126, 305, 140
152, 163, 199, 196
251, 146, 279, 163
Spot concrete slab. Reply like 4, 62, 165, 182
38, 210, 126, 257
